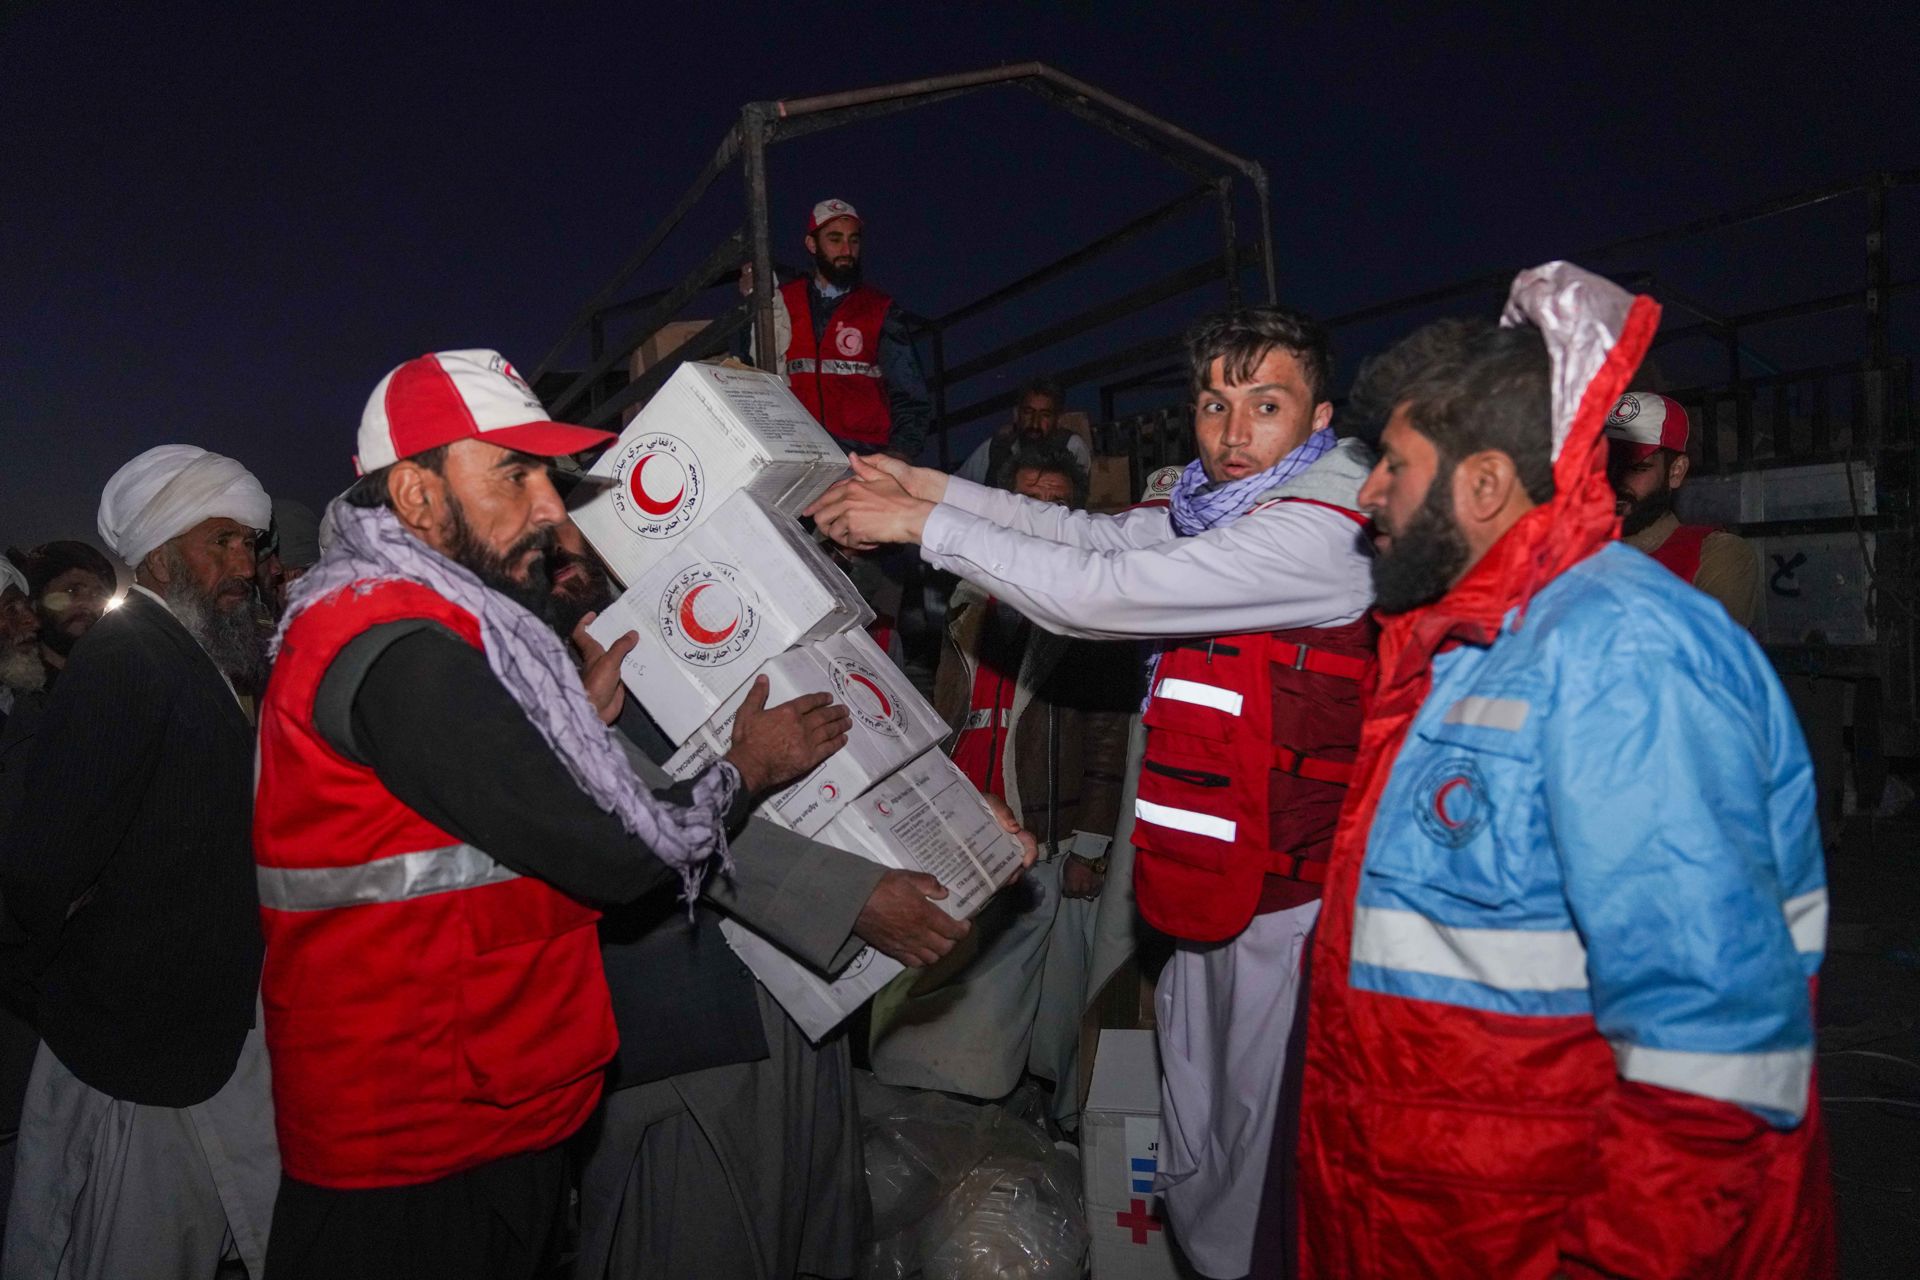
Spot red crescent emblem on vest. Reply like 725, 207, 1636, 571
677, 583, 738, 646
630, 453, 685, 517
1432, 776, 1472, 829
844, 670, 893, 718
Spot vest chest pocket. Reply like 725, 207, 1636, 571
1365, 697, 1542, 909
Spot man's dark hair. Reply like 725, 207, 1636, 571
8, 540, 116, 597
995, 435, 1089, 509
1348, 318, 1555, 503
342, 444, 450, 510
1185, 306, 1334, 407
1015, 376, 1064, 409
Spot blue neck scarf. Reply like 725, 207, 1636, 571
1166, 429, 1335, 536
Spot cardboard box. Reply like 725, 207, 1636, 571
720, 747, 1027, 1041
1083, 1029, 1188, 1280
665, 628, 948, 836
574, 361, 849, 586
587, 490, 871, 743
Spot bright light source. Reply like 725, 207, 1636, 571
105, 594, 125, 611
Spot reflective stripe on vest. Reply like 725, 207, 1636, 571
786, 358, 882, 378
1152, 677, 1244, 716
1135, 796, 1237, 843
257, 843, 520, 912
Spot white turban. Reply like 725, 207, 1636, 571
0, 557, 25, 600
97, 444, 272, 567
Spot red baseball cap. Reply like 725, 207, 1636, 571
807, 198, 861, 233
356, 349, 616, 473
1604, 391, 1690, 461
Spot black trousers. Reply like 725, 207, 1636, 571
263, 1144, 568, 1280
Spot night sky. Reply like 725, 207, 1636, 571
5, 0, 1916, 552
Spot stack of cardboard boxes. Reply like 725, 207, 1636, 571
579, 361, 1025, 1040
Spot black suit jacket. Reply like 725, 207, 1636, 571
0, 591, 263, 1106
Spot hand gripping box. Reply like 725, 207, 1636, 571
664, 628, 948, 837
572, 361, 849, 586
720, 748, 1027, 1041
586, 490, 871, 744
1082, 1029, 1186, 1280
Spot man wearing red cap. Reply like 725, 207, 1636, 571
757, 198, 932, 460
1606, 390, 1759, 626
252, 350, 850, 1279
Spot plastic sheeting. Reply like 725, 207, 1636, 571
858, 1075, 1088, 1280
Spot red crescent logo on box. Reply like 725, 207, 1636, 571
834, 327, 864, 357
657, 564, 756, 667
819, 781, 839, 801
610, 432, 703, 539
831, 657, 906, 736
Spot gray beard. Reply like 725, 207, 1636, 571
163, 579, 272, 694
0, 647, 45, 694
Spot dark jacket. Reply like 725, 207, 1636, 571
0, 591, 263, 1107
933, 584, 1138, 851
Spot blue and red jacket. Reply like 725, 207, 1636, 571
1297, 267, 1835, 1278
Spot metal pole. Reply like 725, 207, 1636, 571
1868, 171, 1891, 368
1215, 177, 1240, 307
1251, 165, 1277, 303
741, 104, 778, 374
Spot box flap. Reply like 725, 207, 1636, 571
1087, 1028, 1162, 1117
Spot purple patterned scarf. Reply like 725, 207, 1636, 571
278, 501, 737, 905
1166, 428, 1336, 536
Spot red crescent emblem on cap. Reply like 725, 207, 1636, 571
630, 454, 685, 517
845, 670, 893, 718
677, 583, 738, 646
1432, 777, 1471, 829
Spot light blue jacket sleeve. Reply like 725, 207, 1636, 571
1541, 649, 1819, 1126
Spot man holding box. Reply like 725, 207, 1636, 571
810, 309, 1376, 1278
252, 350, 850, 1280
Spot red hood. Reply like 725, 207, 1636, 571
1374, 264, 1663, 704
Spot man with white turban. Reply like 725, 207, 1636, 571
0, 444, 280, 1280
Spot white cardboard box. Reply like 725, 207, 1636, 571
664, 628, 947, 836
587, 490, 871, 744
721, 748, 1027, 1041
573, 361, 849, 586
1083, 1029, 1187, 1280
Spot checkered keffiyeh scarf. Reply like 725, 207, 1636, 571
279, 500, 737, 906
1166, 428, 1336, 536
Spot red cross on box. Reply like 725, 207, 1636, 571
1116, 1197, 1163, 1245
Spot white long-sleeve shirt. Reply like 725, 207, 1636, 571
919, 447, 1375, 642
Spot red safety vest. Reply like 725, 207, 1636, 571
780, 278, 893, 447
254, 581, 615, 1189
1132, 593, 1375, 944
1649, 521, 1717, 583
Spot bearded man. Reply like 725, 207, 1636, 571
1, 444, 280, 1280
1605, 390, 1759, 626
1282, 264, 1833, 1279
747, 198, 932, 460
0, 561, 40, 730
253, 350, 850, 1280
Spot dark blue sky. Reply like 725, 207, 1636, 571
5, 0, 1916, 549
